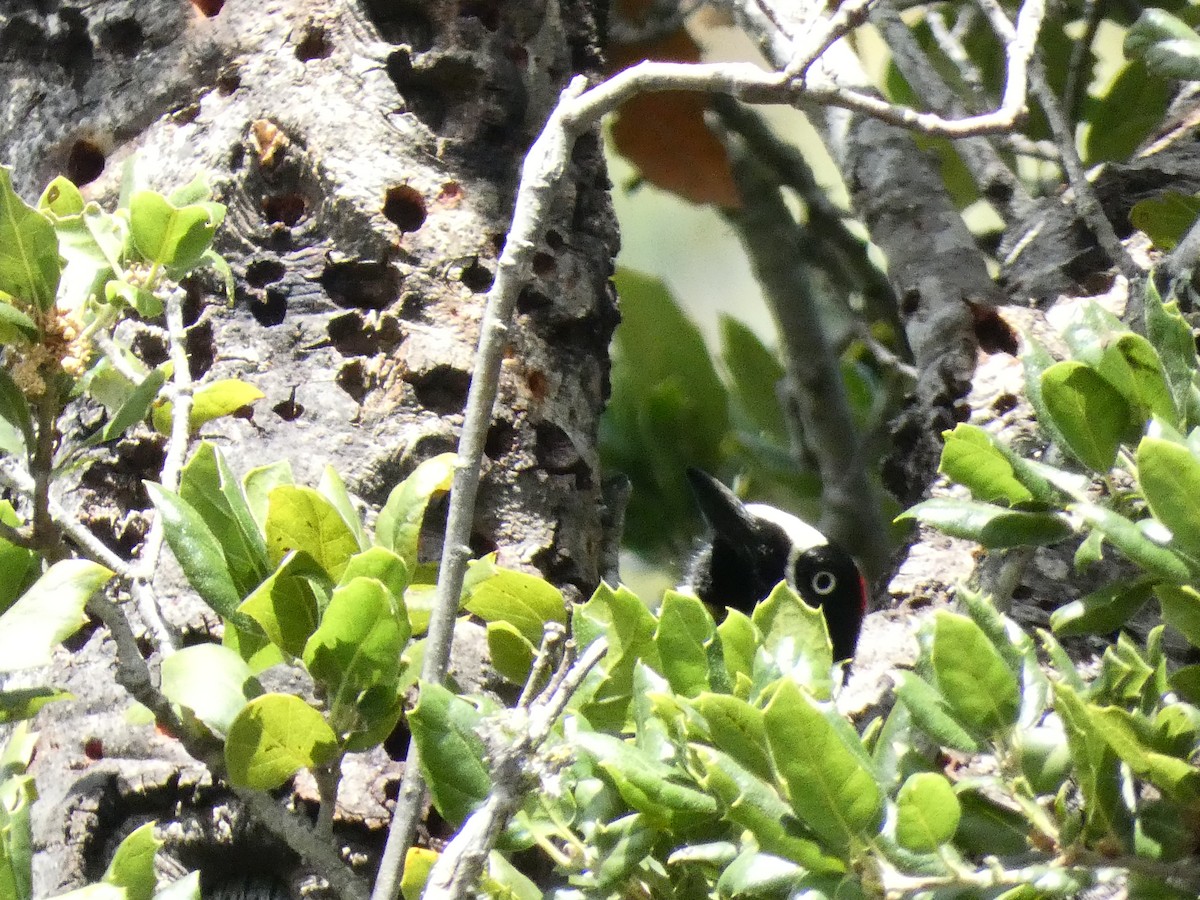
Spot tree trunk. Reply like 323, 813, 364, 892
0, 0, 616, 892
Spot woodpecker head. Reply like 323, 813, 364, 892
685, 468, 868, 661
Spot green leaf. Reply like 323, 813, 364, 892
1040, 361, 1131, 471
0, 687, 72, 724
720, 315, 786, 441
0, 369, 34, 455
0, 303, 38, 344
486, 620, 537, 684
153, 871, 200, 900
1050, 578, 1154, 636
892, 671, 980, 752
374, 453, 456, 563
0, 768, 34, 900
751, 581, 833, 693
717, 608, 756, 684
265, 485, 359, 581
0, 167, 61, 312
573, 582, 660, 730
408, 682, 490, 825
153, 378, 264, 434
895, 772, 960, 852
764, 679, 883, 852
103, 822, 160, 900
575, 731, 718, 829
693, 746, 846, 874
0, 559, 111, 673
898, 498, 1071, 548
1125, 10, 1200, 80
400, 848, 437, 900
1073, 503, 1194, 582
242, 459, 294, 531
1156, 584, 1200, 649
1083, 61, 1173, 164
147, 483, 257, 632
339, 546, 409, 597
317, 465, 367, 551
1144, 281, 1198, 421
931, 611, 1019, 736
302, 576, 407, 742
938, 424, 1033, 505
179, 442, 270, 596
160, 644, 262, 735
0, 502, 38, 616
1131, 192, 1200, 251
128, 190, 225, 271
1054, 683, 1133, 847
1137, 436, 1200, 557
1091, 705, 1200, 802
1016, 723, 1074, 795
237, 551, 327, 656
224, 693, 338, 790
38, 177, 84, 217
97, 367, 167, 444
1097, 333, 1177, 426
462, 564, 566, 646
653, 590, 715, 698
693, 692, 772, 781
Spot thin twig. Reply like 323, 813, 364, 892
928, 8, 990, 109
1063, 0, 1104, 121
784, 0, 877, 83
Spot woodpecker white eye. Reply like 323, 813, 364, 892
811, 571, 837, 595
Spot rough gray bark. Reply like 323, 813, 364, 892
0, 0, 616, 892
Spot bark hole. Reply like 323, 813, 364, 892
49, 9, 92, 78
260, 193, 307, 227
66, 139, 105, 186
336, 360, 369, 403
249, 289, 287, 327
532, 252, 556, 276
386, 50, 482, 132
217, 65, 241, 95
900, 289, 920, 316
534, 422, 591, 486
272, 393, 304, 421
459, 0, 502, 31
245, 259, 286, 287
517, 287, 551, 312
971, 304, 1018, 355
132, 331, 168, 367
362, 0, 435, 50
382, 184, 426, 232
459, 259, 493, 293
484, 421, 517, 460
327, 313, 376, 356
407, 365, 471, 414
189, 0, 225, 17
0, 18, 42, 63
992, 393, 1018, 414
98, 17, 143, 56
294, 24, 330, 61
186, 320, 216, 377
320, 261, 402, 310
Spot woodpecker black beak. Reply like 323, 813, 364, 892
686, 468, 762, 553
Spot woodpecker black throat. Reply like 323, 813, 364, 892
685, 468, 868, 662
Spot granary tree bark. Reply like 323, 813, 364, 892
0, 0, 617, 892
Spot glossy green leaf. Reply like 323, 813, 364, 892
954, 789, 1032, 857
898, 498, 1071, 548
128, 190, 225, 271
317, 465, 367, 551
1092, 705, 1200, 801
374, 452, 456, 563
302, 576, 407, 740
147, 483, 255, 631
654, 590, 715, 698
1143, 281, 1198, 420
0, 166, 60, 312
1156, 584, 1200, 649
400, 848, 438, 900
939, 424, 1032, 505
237, 551, 327, 656
720, 314, 786, 441
1073, 503, 1194, 582
1098, 333, 1177, 426
0, 687, 71, 724
462, 564, 566, 646
481, 851, 541, 900
224, 693, 338, 790
764, 679, 882, 852
339, 546, 409, 596
0, 303, 37, 344
152, 870, 200, 900
895, 772, 960, 852
931, 611, 1019, 736
1131, 192, 1200, 251
38, 176, 84, 217
98, 367, 167, 444
1051, 578, 1154, 636
160, 644, 262, 735
179, 442, 270, 597
1054, 683, 1133, 847
575, 731, 718, 829
717, 608, 755, 684
0, 559, 111, 673
242, 459, 294, 531
693, 746, 845, 873
1125, 10, 1200, 80
1040, 361, 1130, 471
0, 766, 34, 900
1016, 723, 1074, 795
1083, 61, 1173, 164
486, 620, 536, 685
408, 682, 490, 825
892, 670, 979, 752
103, 821, 160, 900
751, 581, 833, 690
1138, 436, 1200, 556
153, 378, 264, 434
573, 582, 660, 730
693, 692, 772, 781
0, 369, 33, 454
0, 502, 38, 616
265, 485, 359, 580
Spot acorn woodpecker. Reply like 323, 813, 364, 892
685, 468, 868, 662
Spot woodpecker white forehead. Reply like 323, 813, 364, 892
745, 503, 827, 551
